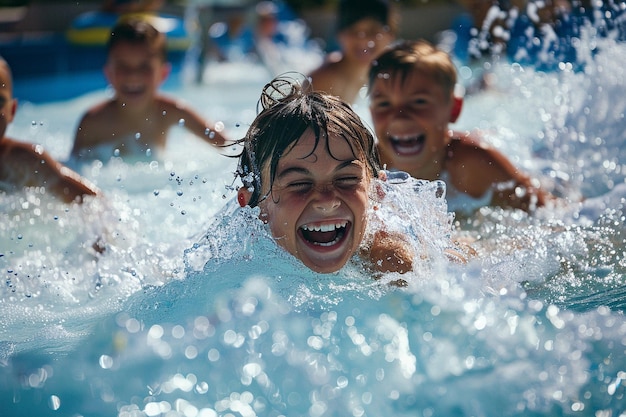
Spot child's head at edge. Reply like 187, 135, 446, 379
0, 56, 17, 140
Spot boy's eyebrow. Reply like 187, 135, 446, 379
277, 159, 362, 179
277, 166, 311, 179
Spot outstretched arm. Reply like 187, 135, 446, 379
10, 140, 100, 203
168, 100, 230, 148
36, 147, 100, 203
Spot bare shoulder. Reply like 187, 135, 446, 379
309, 51, 343, 75
446, 131, 522, 197
448, 132, 512, 171
76, 100, 117, 134
80, 99, 116, 120
158, 92, 201, 108
154, 95, 197, 119
308, 55, 345, 90
155, 94, 181, 108
450, 130, 491, 151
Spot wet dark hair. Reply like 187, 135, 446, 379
236, 73, 381, 207
368, 40, 457, 98
337, 0, 397, 34
106, 17, 167, 61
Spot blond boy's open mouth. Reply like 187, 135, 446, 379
389, 133, 426, 156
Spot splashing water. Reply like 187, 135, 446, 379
2, 10, 626, 417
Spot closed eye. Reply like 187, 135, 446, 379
286, 181, 313, 192
371, 99, 390, 110
334, 176, 362, 189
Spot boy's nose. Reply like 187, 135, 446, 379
313, 188, 341, 212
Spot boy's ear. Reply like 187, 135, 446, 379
450, 95, 463, 123
237, 187, 251, 207
103, 63, 114, 85
159, 62, 172, 84
7, 97, 17, 123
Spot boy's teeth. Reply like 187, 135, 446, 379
391, 134, 417, 141
302, 221, 347, 232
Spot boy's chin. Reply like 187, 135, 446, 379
302, 259, 346, 274
297, 249, 353, 274
294, 234, 356, 273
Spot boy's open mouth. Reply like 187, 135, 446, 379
299, 221, 350, 247
390, 133, 425, 156
121, 84, 146, 97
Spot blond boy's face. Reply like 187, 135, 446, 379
338, 18, 394, 65
0, 63, 16, 139
104, 43, 170, 107
257, 129, 371, 273
369, 71, 454, 179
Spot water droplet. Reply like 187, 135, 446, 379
48, 395, 61, 411
135, 132, 141, 140
99, 355, 113, 369
178, 118, 186, 127
177, 190, 183, 196
195, 382, 209, 394
153, 190, 160, 196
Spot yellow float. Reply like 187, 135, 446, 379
67, 11, 190, 51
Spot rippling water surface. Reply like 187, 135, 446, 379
1, 28, 625, 417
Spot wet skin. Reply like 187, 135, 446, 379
254, 129, 371, 273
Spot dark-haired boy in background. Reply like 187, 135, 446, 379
71, 18, 229, 163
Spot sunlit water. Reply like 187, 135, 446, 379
2, 29, 626, 417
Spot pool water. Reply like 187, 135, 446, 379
1, 19, 626, 417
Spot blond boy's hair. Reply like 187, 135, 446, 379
368, 40, 457, 98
